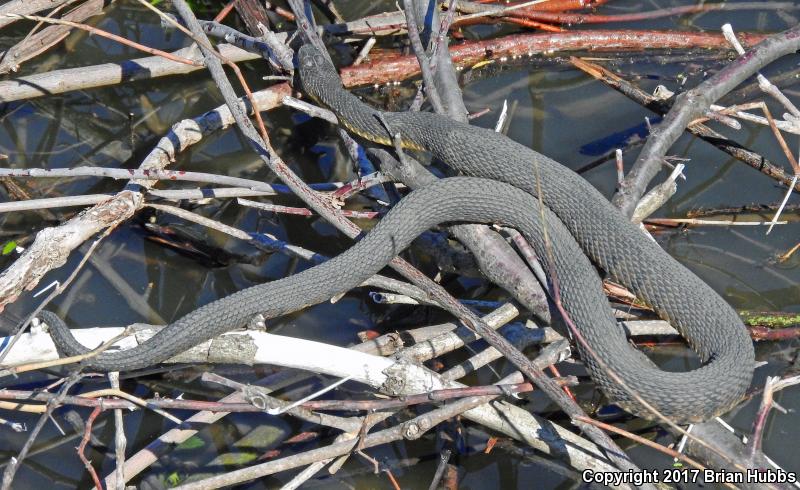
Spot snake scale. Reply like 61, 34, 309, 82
43, 44, 754, 423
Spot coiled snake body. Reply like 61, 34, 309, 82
44, 44, 754, 423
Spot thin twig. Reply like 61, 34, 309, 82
77, 406, 104, 490
722, 23, 800, 119
749, 375, 800, 461
0, 13, 202, 66
766, 175, 799, 235
575, 416, 710, 475
301, 379, 576, 411
402, 0, 445, 113
109, 372, 126, 490
455, 0, 550, 22
428, 449, 452, 490
645, 218, 788, 227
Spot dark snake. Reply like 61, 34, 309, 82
42, 44, 754, 423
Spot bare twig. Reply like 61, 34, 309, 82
0, 0, 74, 28
0, 0, 103, 75
0, 326, 132, 378
236, 198, 379, 219
767, 174, 798, 234
722, 23, 800, 119
645, 218, 788, 227
342, 30, 765, 87
456, 1, 797, 26
0, 42, 261, 103
428, 449, 452, 490
402, 0, 445, 113
0, 166, 358, 194
109, 372, 126, 490
353, 37, 377, 65
0, 13, 202, 66
301, 378, 576, 411
575, 416, 710, 475
632, 163, 685, 223
76, 406, 104, 490
749, 375, 800, 461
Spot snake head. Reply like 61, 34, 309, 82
296, 44, 341, 103
297, 44, 329, 71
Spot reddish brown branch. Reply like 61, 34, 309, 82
341, 30, 765, 86
748, 326, 800, 341
576, 416, 709, 473
480, 0, 611, 12
77, 407, 104, 490
457, 1, 796, 26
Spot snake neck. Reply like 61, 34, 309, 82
303, 76, 425, 152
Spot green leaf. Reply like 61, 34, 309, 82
176, 435, 205, 450
2, 241, 17, 255
166, 472, 182, 487
215, 452, 257, 465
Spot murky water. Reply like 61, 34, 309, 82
1, 0, 798, 488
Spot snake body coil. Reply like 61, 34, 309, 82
45, 44, 754, 423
